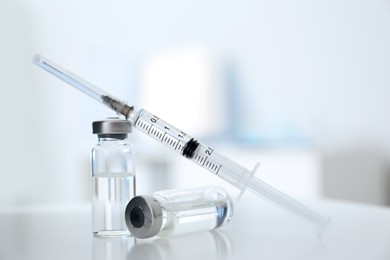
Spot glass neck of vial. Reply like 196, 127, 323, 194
97, 134, 128, 142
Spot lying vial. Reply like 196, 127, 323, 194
91, 118, 136, 236
125, 186, 233, 239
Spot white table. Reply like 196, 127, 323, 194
1, 196, 389, 260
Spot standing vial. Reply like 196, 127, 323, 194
91, 118, 136, 236
125, 186, 233, 238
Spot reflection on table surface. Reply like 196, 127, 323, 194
1, 197, 390, 260
92, 230, 232, 260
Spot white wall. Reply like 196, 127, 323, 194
1, 0, 390, 206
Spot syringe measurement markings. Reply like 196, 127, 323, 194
138, 120, 184, 152
135, 120, 145, 129
203, 158, 216, 170
135, 119, 152, 133
136, 117, 221, 172
135, 117, 189, 153
150, 127, 165, 141
138, 121, 183, 152
194, 154, 220, 174
161, 132, 167, 143
160, 134, 181, 150
135, 118, 168, 144
202, 157, 209, 166
210, 163, 217, 171
174, 141, 180, 151
216, 165, 222, 175
139, 119, 151, 133
193, 151, 220, 174
164, 137, 172, 145
194, 154, 204, 164
149, 127, 155, 136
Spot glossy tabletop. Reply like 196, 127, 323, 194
1, 195, 389, 260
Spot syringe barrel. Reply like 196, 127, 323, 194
130, 109, 249, 187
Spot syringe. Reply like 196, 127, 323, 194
33, 54, 330, 234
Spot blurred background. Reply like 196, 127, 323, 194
1, 0, 390, 207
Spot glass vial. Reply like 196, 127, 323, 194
124, 186, 233, 239
91, 118, 136, 237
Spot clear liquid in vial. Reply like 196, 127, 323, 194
92, 174, 135, 236
159, 197, 232, 237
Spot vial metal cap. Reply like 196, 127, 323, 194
92, 118, 132, 134
125, 195, 163, 239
